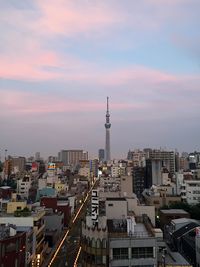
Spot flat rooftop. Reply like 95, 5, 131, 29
158, 249, 192, 266
107, 219, 152, 238
171, 218, 200, 225
106, 197, 126, 201
160, 209, 189, 215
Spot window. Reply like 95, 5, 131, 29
102, 239, 107, 249
113, 248, 128, 260
96, 239, 101, 249
108, 203, 113, 207
132, 247, 154, 259
91, 238, 96, 248
96, 255, 102, 264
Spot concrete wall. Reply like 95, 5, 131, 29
7, 201, 27, 214
109, 237, 157, 267
127, 198, 155, 226
106, 199, 127, 219
0, 217, 34, 227
44, 213, 64, 235
120, 176, 133, 198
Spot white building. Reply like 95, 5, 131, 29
181, 179, 200, 204
111, 166, 119, 177
17, 179, 31, 198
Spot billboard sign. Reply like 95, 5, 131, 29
31, 162, 38, 172
91, 189, 99, 226
48, 163, 56, 170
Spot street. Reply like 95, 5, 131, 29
47, 182, 96, 267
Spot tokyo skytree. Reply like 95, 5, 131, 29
104, 97, 111, 161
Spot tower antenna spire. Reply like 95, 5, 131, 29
104, 97, 111, 162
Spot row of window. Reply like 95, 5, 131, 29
113, 247, 154, 260
82, 238, 107, 248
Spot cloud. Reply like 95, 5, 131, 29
1, 64, 199, 120
0, 89, 141, 116
34, 0, 120, 37
0, 0, 199, 82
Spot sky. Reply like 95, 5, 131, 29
0, 0, 200, 159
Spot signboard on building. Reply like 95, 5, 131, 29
31, 162, 38, 172
48, 163, 56, 170
91, 190, 99, 226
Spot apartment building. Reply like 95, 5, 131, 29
0, 209, 47, 267
58, 149, 88, 166
181, 179, 200, 204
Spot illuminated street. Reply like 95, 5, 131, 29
47, 183, 96, 267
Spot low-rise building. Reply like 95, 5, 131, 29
0, 224, 26, 267
0, 209, 47, 266
143, 186, 181, 213
17, 178, 31, 198
159, 209, 190, 229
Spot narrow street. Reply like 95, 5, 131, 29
47, 183, 96, 267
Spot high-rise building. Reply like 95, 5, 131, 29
146, 149, 175, 174
58, 150, 88, 166
35, 152, 40, 161
98, 149, 104, 162
104, 97, 111, 161
11, 157, 26, 173
132, 166, 146, 199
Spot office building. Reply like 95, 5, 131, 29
58, 149, 88, 166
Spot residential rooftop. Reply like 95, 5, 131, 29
160, 209, 189, 215
107, 218, 154, 238
106, 197, 126, 201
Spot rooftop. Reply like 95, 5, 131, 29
107, 219, 152, 238
0, 186, 11, 189
106, 197, 126, 201
158, 249, 192, 266
160, 209, 189, 215
171, 218, 200, 225
173, 222, 200, 239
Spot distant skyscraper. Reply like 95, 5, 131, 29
58, 150, 88, 166
35, 152, 40, 161
98, 149, 105, 162
104, 97, 111, 161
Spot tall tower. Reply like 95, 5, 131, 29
105, 97, 111, 161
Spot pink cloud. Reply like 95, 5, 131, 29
0, 53, 61, 81
0, 90, 141, 116
0, 0, 198, 82
101, 66, 178, 86
33, 0, 120, 37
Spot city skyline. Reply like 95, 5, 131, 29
1, 1, 200, 158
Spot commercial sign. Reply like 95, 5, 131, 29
91, 189, 99, 226
31, 162, 38, 172
48, 163, 56, 170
